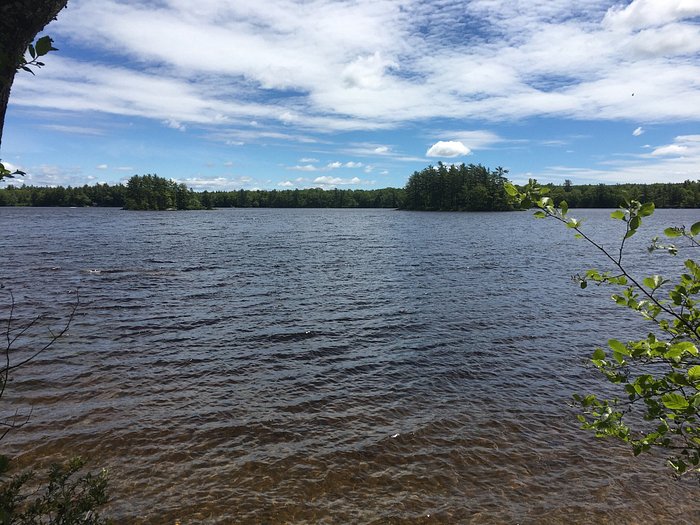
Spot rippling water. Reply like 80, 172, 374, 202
1, 207, 698, 524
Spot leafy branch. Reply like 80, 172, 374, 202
506, 179, 700, 476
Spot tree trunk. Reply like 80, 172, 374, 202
0, 0, 68, 151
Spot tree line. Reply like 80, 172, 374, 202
0, 172, 698, 210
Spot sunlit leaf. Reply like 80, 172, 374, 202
664, 227, 682, 238
608, 339, 629, 355
610, 210, 626, 220
661, 393, 689, 411
639, 202, 655, 217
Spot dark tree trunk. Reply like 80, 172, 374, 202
0, 0, 68, 151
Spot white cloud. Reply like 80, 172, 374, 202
528, 135, 700, 185
40, 124, 104, 135
287, 160, 363, 172
164, 119, 186, 131
603, 0, 700, 31
288, 164, 319, 172
174, 176, 255, 190
446, 130, 503, 149
633, 126, 644, 136
96, 164, 108, 170
651, 144, 687, 156
278, 180, 294, 187
299, 157, 318, 163
4, 0, 700, 147
426, 140, 471, 158
342, 52, 397, 89
313, 175, 366, 187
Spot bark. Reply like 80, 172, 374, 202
0, 0, 68, 151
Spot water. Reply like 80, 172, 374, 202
1, 207, 698, 524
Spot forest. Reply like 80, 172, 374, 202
0, 170, 698, 210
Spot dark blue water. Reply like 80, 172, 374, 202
1, 207, 698, 524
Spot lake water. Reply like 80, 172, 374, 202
1, 207, 698, 524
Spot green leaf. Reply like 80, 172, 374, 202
669, 341, 698, 356
643, 275, 663, 290
691, 221, 700, 236
608, 339, 629, 355
629, 216, 641, 230
610, 210, 626, 220
689, 365, 700, 381
28, 44, 36, 59
560, 200, 568, 216
533, 211, 547, 218
35, 36, 55, 56
664, 227, 682, 238
661, 393, 689, 411
664, 346, 684, 360
624, 229, 637, 239
639, 202, 655, 217
504, 182, 518, 197
592, 348, 606, 361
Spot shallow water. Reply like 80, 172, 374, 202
1, 207, 698, 524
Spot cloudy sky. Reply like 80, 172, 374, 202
2, 0, 700, 190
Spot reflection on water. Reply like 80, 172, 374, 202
1, 207, 698, 524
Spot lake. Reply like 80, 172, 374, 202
1, 207, 698, 524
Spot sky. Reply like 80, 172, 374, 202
2, 0, 700, 191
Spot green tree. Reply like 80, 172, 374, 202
507, 179, 700, 476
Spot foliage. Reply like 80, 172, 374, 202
0, 182, 404, 209
124, 174, 201, 211
507, 179, 700, 476
402, 162, 513, 211
15, 36, 57, 77
0, 291, 110, 523
540, 179, 700, 209
0, 456, 109, 525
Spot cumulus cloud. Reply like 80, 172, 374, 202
633, 126, 644, 136
313, 175, 367, 187
426, 141, 472, 158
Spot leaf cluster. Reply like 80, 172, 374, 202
16, 36, 57, 76
0, 456, 110, 524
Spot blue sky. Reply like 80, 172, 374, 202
2, 0, 700, 191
